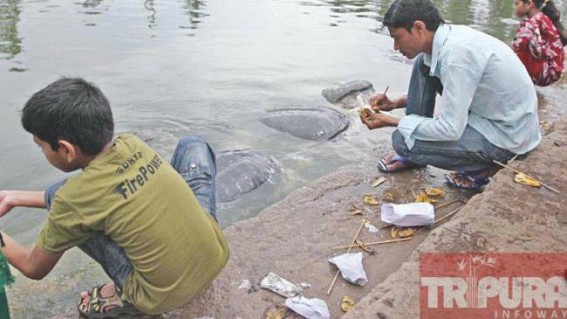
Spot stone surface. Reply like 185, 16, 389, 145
342, 118, 567, 319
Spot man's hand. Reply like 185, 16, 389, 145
370, 94, 395, 112
0, 231, 61, 280
0, 190, 46, 217
360, 111, 399, 130
0, 191, 16, 217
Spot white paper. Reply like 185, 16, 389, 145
328, 252, 368, 286
285, 296, 330, 319
381, 202, 435, 226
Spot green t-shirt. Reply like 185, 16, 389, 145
36, 134, 229, 314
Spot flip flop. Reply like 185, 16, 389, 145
445, 171, 491, 191
377, 153, 422, 173
77, 283, 143, 318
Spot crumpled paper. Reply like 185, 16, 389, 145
328, 252, 368, 286
285, 296, 330, 319
381, 202, 435, 227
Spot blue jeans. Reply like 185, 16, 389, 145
44, 135, 217, 288
392, 54, 515, 172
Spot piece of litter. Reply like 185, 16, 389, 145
381, 202, 435, 227
238, 279, 251, 290
372, 177, 387, 188
341, 296, 355, 312
299, 282, 312, 289
328, 252, 368, 286
364, 221, 379, 233
285, 296, 330, 319
260, 272, 302, 298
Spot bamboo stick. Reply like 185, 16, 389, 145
493, 160, 560, 194
333, 237, 411, 249
327, 219, 367, 295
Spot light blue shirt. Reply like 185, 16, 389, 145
397, 24, 541, 154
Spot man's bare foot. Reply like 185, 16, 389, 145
378, 152, 423, 173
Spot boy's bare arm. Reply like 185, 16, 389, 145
0, 231, 61, 280
0, 190, 46, 217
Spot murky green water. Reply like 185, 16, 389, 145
0, 1, 566, 315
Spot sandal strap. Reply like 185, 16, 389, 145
85, 284, 124, 314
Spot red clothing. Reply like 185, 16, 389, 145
513, 12, 564, 86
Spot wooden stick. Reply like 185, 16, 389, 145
334, 237, 411, 249
493, 160, 560, 194
383, 85, 390, 96
355, 239, 374, 254
327, 219, 367, 295
413, 205, 464, 236
433, 206, 462, 225
433, 199, 462, 210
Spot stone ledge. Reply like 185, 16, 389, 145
341, 117, 567, 319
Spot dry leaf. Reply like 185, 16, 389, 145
348, 209, 363, 216
415, 192, 437, 204
390, 226, 399, 239
372, 177, 387, 188
382, 191, 396, 202
363, 194, 380, 206
398, 228, 415, 238
341, 296, 356, 312
425, 187, 445, 196
514, 173, 542, 188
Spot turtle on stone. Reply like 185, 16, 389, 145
217, 149, 280, 202
321, 80, 376, 109
259, 106, 349, 141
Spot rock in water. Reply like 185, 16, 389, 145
259, 106, 349, 141
217, 149, 280, 202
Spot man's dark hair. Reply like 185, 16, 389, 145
383, 0, 445, 32
21, 77, 114, 156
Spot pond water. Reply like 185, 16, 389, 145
0, 0, 565, 236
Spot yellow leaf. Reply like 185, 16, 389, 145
341, 296, 356, 312
363, 194, 380, 206
398, 228, 415, 238
415, 192, 437, 203
372, 177, 387, 188
425, 187, 445, 196
390, 226, 399, 239
514, 173, 542, 188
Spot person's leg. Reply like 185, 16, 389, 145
170, 135, 218, 221
379, 54, 443, 172
391, 126, 515, 173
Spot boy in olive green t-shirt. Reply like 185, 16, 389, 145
0, 78, 229, 317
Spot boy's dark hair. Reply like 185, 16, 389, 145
524, 0, 567, 45
383, 0, 445, 32
21, 77, 114, 156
